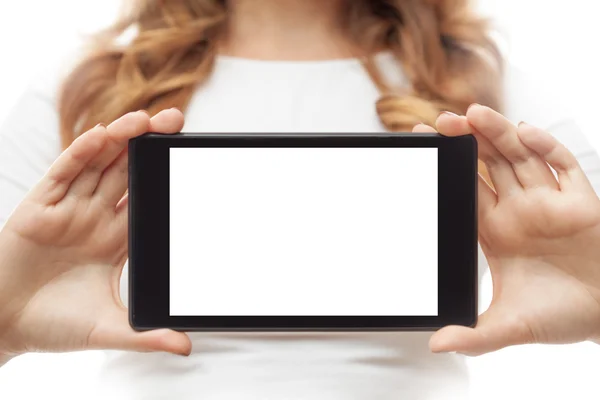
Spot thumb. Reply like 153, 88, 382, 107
116, 328, 192, 356
90, 310, 192, 356
430, 312, 530, 356
429, 325, 497, 356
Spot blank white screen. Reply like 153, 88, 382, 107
169, 147, 438, 316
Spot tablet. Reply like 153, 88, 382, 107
129, 133, 477, 331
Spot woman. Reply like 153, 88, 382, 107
1, 108, 600, 398
1, 0, 600, 398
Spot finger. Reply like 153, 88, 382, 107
118, 328, 193, 356
114, 192, 129, 235
430, 325, 498, 356
116, 193, 129, 213
429, 306, 535, 356
415, 118, 498, 229
436, 112, 522, 197
478, 173, 497, 213
517, 122, 592, 193
466, 105, 558, 190
148, 108, 185, 133
412, 123, 437, 133
94, 149, 129, 207
69, 109, 184, 199
429, 322, 525, 356
67, 111, 150, 197
477, 174, 499, 247
92, 108, 184, 208
31, 125, 107, 204
91, 310, 192, 356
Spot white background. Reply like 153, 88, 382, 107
170, 147, 438, 316
0, 1, 600, 399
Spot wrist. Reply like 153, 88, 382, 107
0, 337, 19, 367
0, 352, 14, 367
589, 321, 600, 345
0, 229, 37, 327
0, 232, 36, 366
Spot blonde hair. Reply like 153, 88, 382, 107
58, 0, 503, 148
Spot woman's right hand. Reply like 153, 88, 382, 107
0, 109, 191, 364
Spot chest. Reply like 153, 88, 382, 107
182, 65, 387, 134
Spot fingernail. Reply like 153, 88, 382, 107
467, 103, 480, 113
170, 107, 181, 112
442, 111, 458, 117
518, 121, 528, 127
95, 123, 105, 129
138, 110, 150, 117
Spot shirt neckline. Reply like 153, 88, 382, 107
214, 51, 396, 69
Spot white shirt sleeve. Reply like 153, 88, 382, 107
0, 72, 62, 228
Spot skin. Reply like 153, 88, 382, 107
1, 0, 600, 369
0, 104, 599, 368
222, 0, 600, 354
0, 109, 192, 367
221, 0, 361, 60
414, 105, 600, 355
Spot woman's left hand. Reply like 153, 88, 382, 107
414, 104, 600, 356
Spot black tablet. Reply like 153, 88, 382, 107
129, 133, 477, 331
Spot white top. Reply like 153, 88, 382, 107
1, 53, 600, 400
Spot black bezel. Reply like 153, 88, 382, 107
129, 133, 478, 331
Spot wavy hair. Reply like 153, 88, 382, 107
58, 0, 503, 148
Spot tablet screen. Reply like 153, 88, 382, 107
169, 147, 438, 317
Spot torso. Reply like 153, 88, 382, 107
3, 46, 599, 400
100, 53, 472, 400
